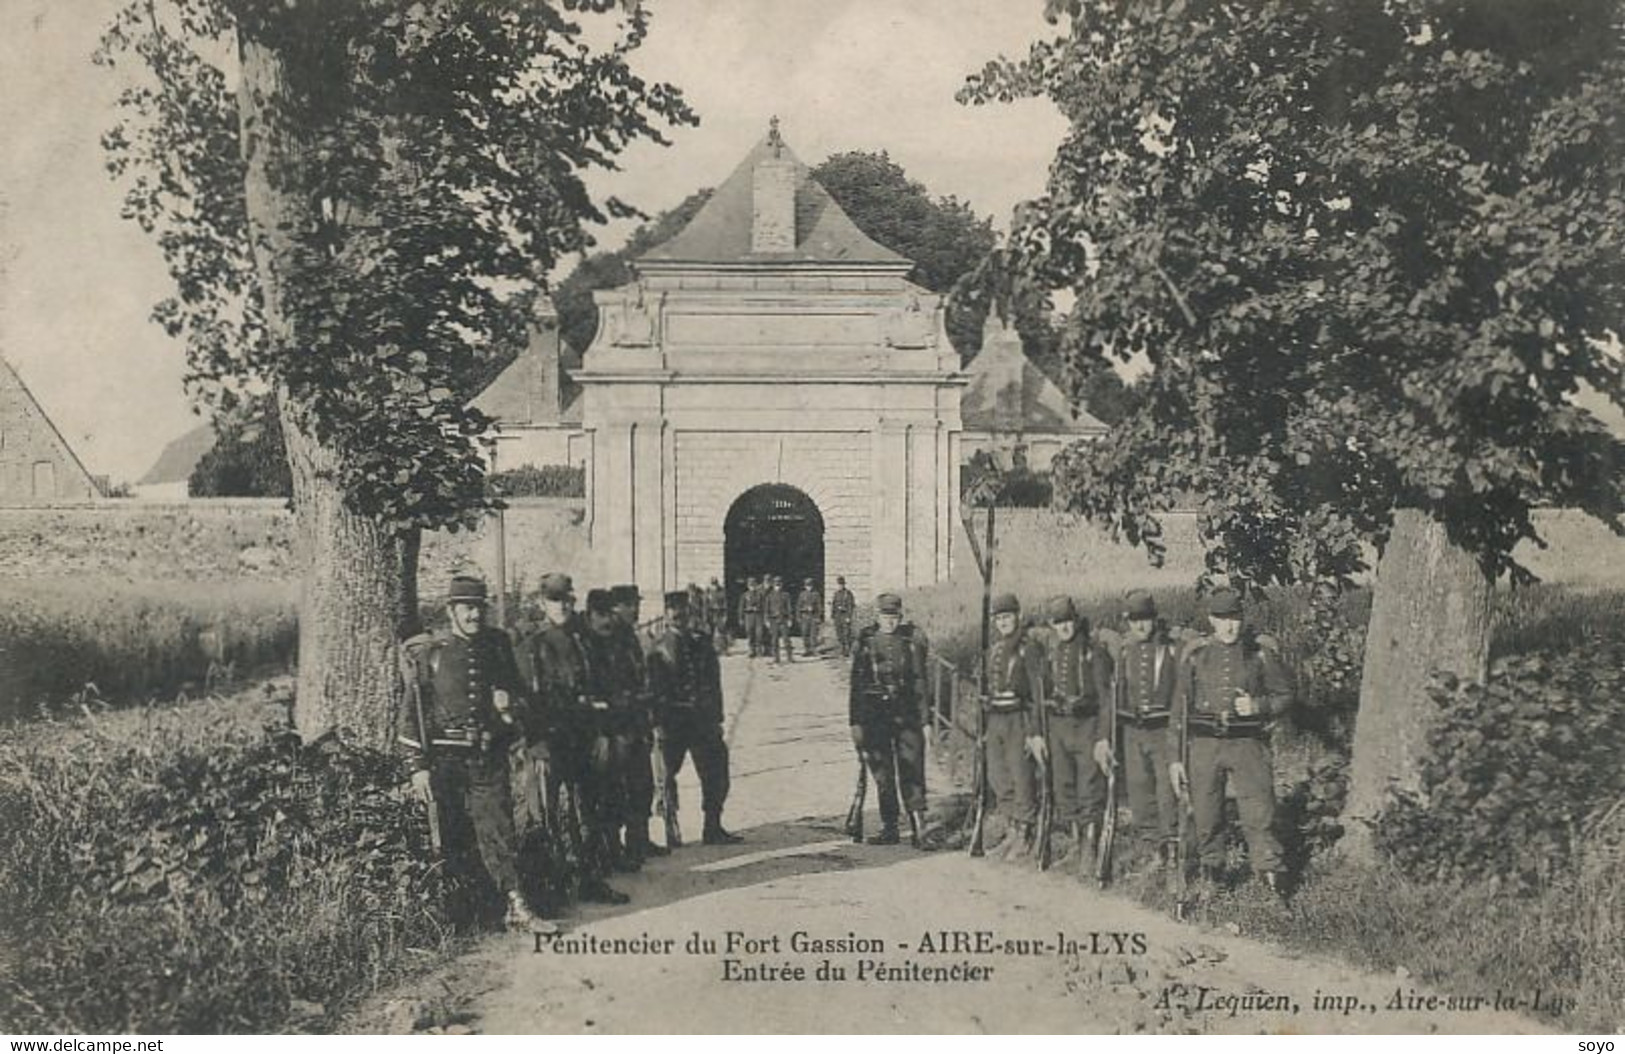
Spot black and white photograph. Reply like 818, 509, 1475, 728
2, 0, 1623, 1038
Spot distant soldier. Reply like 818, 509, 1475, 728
513, 574, 629, 905
982, 592, 1048, 861
796, 577, 823, 656
1102, 591, 1181, 870
399, 574, 542, 929
607, 584, 665, 867
1169, 588, 1291, 893
1040, 596, 1113, 867
647, 591, 743, 845
739, 576, 765, 658
706, 578, 729, 654
848, 593, 933, 847
830, 576, 856, 657
686, 582, 706, 634
765, 575, 794, 663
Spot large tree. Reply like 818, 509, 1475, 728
98, 0, 694, 747
967, 0, 1624, 854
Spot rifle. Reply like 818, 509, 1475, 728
966, 502, 997, 857
1095, 658, 1121, 886
844, 761, 868, 843
401, 637, 442, 855
653, 726, 681, 849
1033, 644, 1053, 872
1172, 652, 1196, 920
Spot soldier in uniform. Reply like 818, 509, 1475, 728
848, 593, 933, 847
513, 574, 629, 905
1101, 590, 1181, 869
983, 593, 1048, 860
1041, 596, 1113, 867
830, 575, 856, 657
400, 575, 542, 929
647, 591, 744, 845
589, 585, 654, 870
765, 575, 794, 663
706, 577, 729, 655
796, 577, 823, 657
1168, 588, 1291, 892
739, 576, 765, 658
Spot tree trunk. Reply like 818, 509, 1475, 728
1340, 506, 1492, 861
238, 32, 420, 750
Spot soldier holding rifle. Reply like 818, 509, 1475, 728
1103, 591, 1182, 872
981, 593, 1048, 861
608, 584, 667, 867
1040, 596, 1113, 872
1169, 588, 1292, 895
848, 593, 933, 848
399, 574, 543, 929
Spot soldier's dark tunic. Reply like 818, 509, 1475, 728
1172, 636, 1291, 873
705, 584, 729, 654
848, 623, 930, 823
830, 586, 856, 657
399, 627, 524, 895
1042, 629, 1112, 828
579, 621, 645, 851
646, 621, 731, 821
796, 588, 823, 656
609, 618, 657, 845
984, 628, 1046, 827
739, 586, 765, 657
1114, 635, 1179, 847
765, 585, 793, 662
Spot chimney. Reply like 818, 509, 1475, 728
751, 117, 796, 254
526, 295, 561, 420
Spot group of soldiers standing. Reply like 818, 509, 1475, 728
398, 573, 741, 931
736, 575, 858, 662
973, 586, 1290, 893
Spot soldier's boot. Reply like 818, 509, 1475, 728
984, 821, 1019, 859
1260, 870, 1287, 900
867, 822, 901, 846
506, 890, 560, 936
908, 810, 934, 850
609, 831, 640, 874
579, 876, 631, 905
1001, 822, 1035, 861
1056, 821, 1084, 868
636, 822, 671, 857
702, 811, 744, 845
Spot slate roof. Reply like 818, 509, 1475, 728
637, 132, 908, 266
960, 319, 1107, 435
139, 422, 215, 485
471, 349, 581, 427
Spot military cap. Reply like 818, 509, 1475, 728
991, 592, 1021, 615
585, 588, 616, 615
538, 572, 574, 600
1207, 587, 1244, 619
1124, 590, 1158, 621
836, 576, 846, 585
609, 584, 641, 606
876, 593, 903, 615
446, 575, 489, 604
1045, 595, 1079, 623
664, 590, 689, 610
804, 577, 814, 586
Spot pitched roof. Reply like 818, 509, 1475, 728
471, 337, 580, 427
960, 320, 1107, 435
139, 421, 215, 484
637, 131, 908, 267
1, 354, 103, 494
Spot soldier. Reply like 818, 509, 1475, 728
1100, 590, 1181, 870
706, 577, 729, 655
1041, 596, 1113, 868
513, 574, 629, 905
1168, 588, 1291, 893
982, 593, 1048, 861
647, 591, 743, 845
739, 576, 765, 658
400, 574, 543, 929
686, 582, 706, 635
848, 593, 933, 847
830, 575, 856, 657
765, 575, 793, 663
796, 577, 823, 657
606, 584, 666, 868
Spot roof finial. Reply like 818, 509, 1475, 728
768, 115, 783, 158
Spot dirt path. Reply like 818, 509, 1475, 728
372, 647, 1553, 1035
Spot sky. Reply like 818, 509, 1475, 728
0, 0, 1070, 484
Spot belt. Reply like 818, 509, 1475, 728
1118, 710, 1171, 728
398, 727, 480, 752
986, 692, 1023, 712
1047, 697, 1099, 718
1189, 719, 1266, 740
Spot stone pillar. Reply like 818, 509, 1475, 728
631, 419, 666, 595
871, 418, 910, 591
596, 422, 636, 585
947, 427, 964, 578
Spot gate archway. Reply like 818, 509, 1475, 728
723, 483, 825, 632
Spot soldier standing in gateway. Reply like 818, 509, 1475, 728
400, 574, 543, 929
796, 577, 823, 657
1040, 596, 1113, 867
765, 575, 794, 663
706, 577, 729, 654
982, 593, 1048, 861
1104, 590, 1181, 870
739, 576, 765, 658
830, 575, 856, 657
848, 593, 933, 848
1169, 588, 1292, 893
647, 591, 744, 845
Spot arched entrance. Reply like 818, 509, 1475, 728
724, 483, 825, 632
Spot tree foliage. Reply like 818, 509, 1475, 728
188, 393, 293, 498
97, 0, 696, 533
964, 0, 1625, 592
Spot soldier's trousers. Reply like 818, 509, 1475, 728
834, 618, 854, 656
986, 709, 1037, 826
1190, 736, 1282, 873
859, 721, 926, 824
621, 731, 656, 833
773, 620, 793, 661
744, 614, 764, 655
1121, 721, 1178, 844
660, 709, 731, 817
1047, 711, 1104, 827
798, 616, 821, 654
435, 751, 519, 894
528, 730, 617, 878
